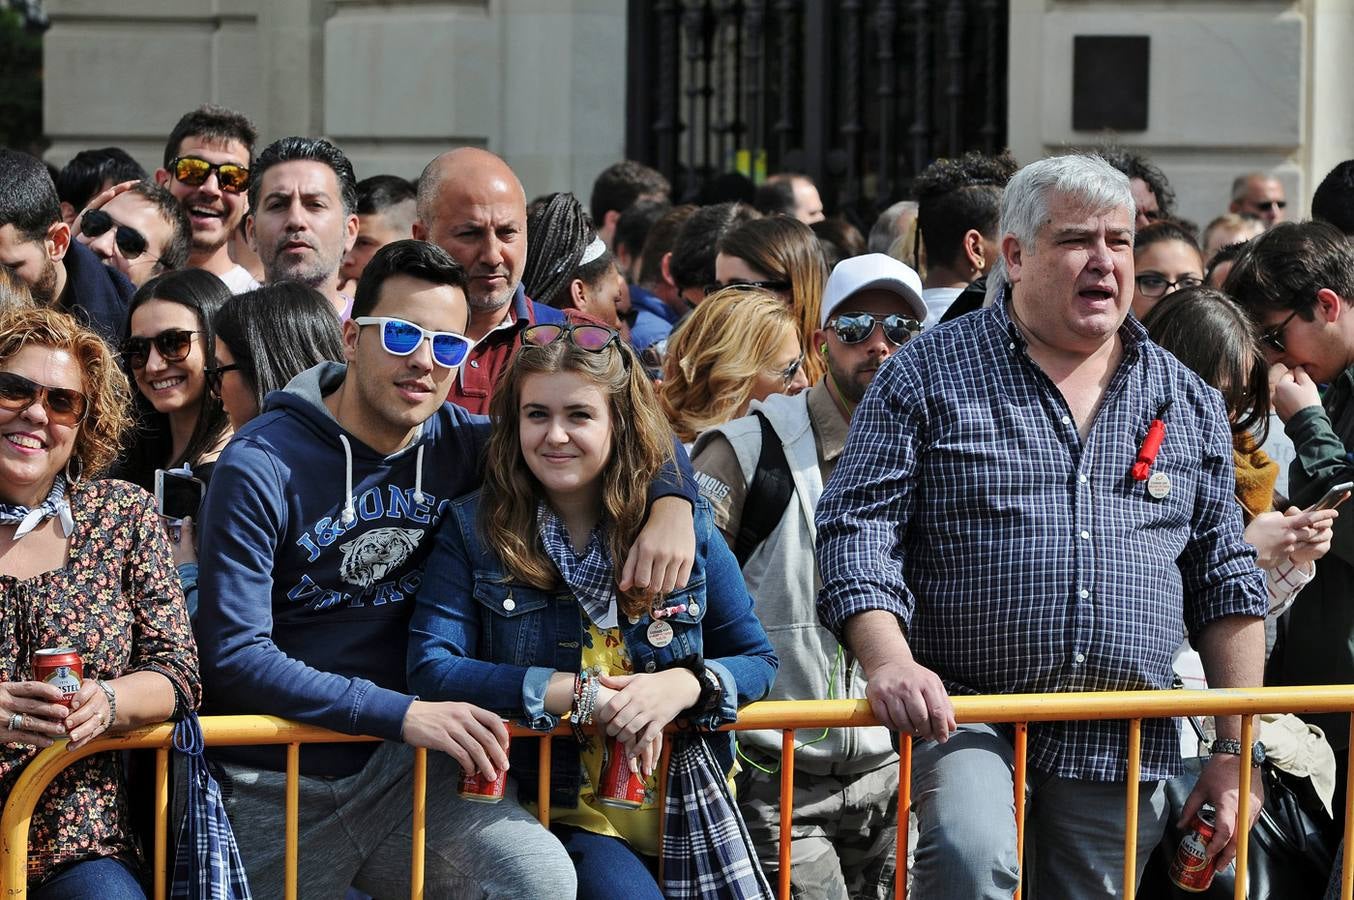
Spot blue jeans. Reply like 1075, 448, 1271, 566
552, 824, 661, 900
34, 857, 144, 900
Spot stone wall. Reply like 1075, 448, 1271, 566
1006, 0, 1354, 227
42, 0, 627, 200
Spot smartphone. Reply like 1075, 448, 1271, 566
154, 468, 205, 522
1307, 481, 1354, 512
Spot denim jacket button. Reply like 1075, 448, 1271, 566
644, 661, 656, 673
628, 614, 641, 625
503, 597, 516, 611
688, 602, 700, 616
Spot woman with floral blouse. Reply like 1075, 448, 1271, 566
0, 305, 200, 898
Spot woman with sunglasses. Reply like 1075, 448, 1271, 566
1130, 219, 1205, 321
0, 305, 199, 898
208, 283, 344, 431
409, 318, 776, 898
114, 269, 232, 492
659, 287, 810, 445
1143, 288, 1337, 620
713, 215, 828, 383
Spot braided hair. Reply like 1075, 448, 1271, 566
522, 192, 614, 308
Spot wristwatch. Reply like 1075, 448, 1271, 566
1210, 737, 1266, 767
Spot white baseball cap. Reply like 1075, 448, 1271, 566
821, 253, 926, 326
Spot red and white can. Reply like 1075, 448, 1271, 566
1169, 805, 1219, 892
598, 737, 647, 809
32, 648, 82, 708
457, 734, 508, 803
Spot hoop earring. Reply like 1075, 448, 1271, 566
65, 455, 83, 485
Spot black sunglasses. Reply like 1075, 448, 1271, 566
82, 209, 156, 262
703, 279, 793, 297
1260, 308, 1302, 354
123, 329, 198, 370
205, 363, 243, 396
0, 371, 89, 426
170, 155, 251, 193
828, 312, 922, 346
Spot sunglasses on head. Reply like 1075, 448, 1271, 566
704, 278, 793, 297
828, 312, 922, 346
81, 209, 157, 262
521, 323, 627, 361
204, 363, 243, 397
123, 329, 198, 371
170, 156, 251, 194
0, 371, 89, 426
354, 317, 474, 368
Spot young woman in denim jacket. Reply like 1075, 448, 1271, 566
408, 321, 777, 897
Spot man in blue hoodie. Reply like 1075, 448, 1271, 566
197, 239, 697, 896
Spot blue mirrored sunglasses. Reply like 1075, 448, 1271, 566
353, 317, 473, 368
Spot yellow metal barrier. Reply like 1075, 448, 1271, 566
4, 687, 1354, 900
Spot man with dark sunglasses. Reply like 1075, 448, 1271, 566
196, 239, 697, 897
1228, 171, 1288, 229
1225, 221, 1354, 816
73, 180, 189, 287
688, 253, 925, 899
0, 148, 134, 342
156, 104, 260, 293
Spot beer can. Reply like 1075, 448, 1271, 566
1169, 805, 1218, 892
457, 734, 508, 803
598, 737, 647, 809
32, 648, 82, 708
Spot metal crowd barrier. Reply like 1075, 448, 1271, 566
4, 687, 1354, 900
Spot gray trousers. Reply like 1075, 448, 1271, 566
199, 741, 575, 899
736, 757, 898, 900
910, 723, 1170, 900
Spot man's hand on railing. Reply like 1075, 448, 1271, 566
863, 658, 956, 743
1179, 752, 1265, 870
401, 700, 510, 781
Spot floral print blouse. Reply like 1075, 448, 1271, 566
0, 478, 201, 884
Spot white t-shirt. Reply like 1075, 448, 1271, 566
217, 264, 261, 295
922, 286, 965, 326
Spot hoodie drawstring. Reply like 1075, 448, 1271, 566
413, 444, 426, 505
339, 434, 356, 525
338, 434, 426, 525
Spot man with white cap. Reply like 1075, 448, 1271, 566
689, 252, 925, 900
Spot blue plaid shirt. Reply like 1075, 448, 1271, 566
815, 297, 1267, 782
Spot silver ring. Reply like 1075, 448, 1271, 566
8, 713, 22, 731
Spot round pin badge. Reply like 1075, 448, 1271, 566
646, 619, 674, 648
1147, 471, 1172, 499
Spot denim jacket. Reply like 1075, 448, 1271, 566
408, 493, 778, 808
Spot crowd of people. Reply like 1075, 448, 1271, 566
1, 99, 1353, 899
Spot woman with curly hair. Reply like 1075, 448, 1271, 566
713, 215, 827, 382
659, 287, 809, 444
0, 305, 200, 897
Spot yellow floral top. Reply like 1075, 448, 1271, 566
540, 615, 663, 856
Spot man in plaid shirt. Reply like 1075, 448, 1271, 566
816, 154, 1269, 898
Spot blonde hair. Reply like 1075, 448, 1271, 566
480, 334, 677, 619
0, 305, 133, 478
659, 287, 803, 443
717, 216, 827, 382
0, 266, 33, 313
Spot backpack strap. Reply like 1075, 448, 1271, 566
734, 411, 796, 566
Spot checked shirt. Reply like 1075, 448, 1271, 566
815, 296, 1267, 782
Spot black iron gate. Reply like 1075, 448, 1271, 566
625, 0, 1008, 226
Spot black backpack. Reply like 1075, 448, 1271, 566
733, 412, 796, 566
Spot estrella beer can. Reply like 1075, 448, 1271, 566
33, 648, 82, 708
1169, 805, 1219, 892
457, 733, 508, 803
598, 737, 647, 809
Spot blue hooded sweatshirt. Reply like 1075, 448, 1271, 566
196, 361, 695, 776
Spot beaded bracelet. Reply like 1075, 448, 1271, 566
94, 679, 118, 728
